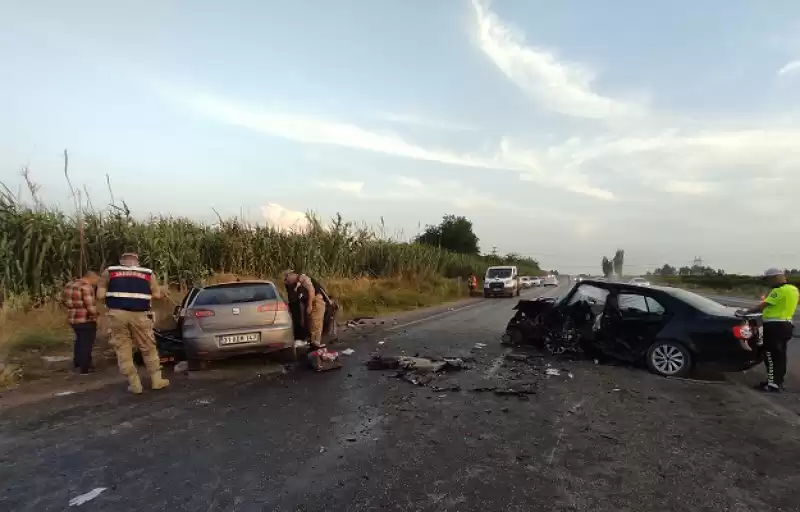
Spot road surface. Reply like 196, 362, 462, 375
2, 283, 800, 511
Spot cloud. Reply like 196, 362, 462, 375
662, 180, 714, 195
379, 112, 477, 131
470, 0, 645, 119
260, 203, 310, 232
161, 87, 618, 201
315, 180, 364, 194
777, 60, 800, 77
174, 90, 506, 171
395, 176, 423, 188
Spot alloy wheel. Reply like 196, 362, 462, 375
650, 344, 685, 376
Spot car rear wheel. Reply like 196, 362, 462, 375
646, 341, 691, 378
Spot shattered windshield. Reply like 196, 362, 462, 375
566, 284, 609, 306
487, 268, 512, 279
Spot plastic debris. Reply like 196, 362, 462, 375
546, 368, 561, 376
294, 340, 309, 348
55, 391, 75, 397
341, 348, 355, 356
69, 488, 107, 507
174, 361, 189, 373
377, 341, 386, 345
474, 343, 487, 349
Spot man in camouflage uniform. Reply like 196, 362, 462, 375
97, 252, 170, 394
283, 270, 328, 348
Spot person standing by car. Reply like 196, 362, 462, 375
62, 271, 100, 374
283, 270, 328, 349
738, 268, 799, 392
97, 252, 170, 394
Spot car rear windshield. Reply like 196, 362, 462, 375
661, 287, 732, 315
192, 283, 278, 306
487, 268, 512, 279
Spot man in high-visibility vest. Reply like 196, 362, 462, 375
738, 268, 798, 392
97, 252, 171, 394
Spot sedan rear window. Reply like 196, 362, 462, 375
192, 283, 278, 306
661, 287, 731, 315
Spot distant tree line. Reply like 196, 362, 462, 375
414, 214, 543, 276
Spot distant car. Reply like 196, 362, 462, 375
175, 280, 295, 361
520, 276, 533, 289
484, 266, 520, 298
628, 277, 651, 287
542, 275, 559, 287
530, 277, 542, 287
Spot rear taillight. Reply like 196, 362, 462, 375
193, 309, 215, 318
257, 302, 288, 312
733, 323, 753, 340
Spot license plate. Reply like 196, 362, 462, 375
219, 333, 260, 345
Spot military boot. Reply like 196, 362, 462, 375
150, 372, 170, 390
127, 373, 143, 394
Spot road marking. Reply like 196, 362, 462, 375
547, 399, 584, 465
386, 301, 486, 332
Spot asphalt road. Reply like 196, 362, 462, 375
2, 283, 800, 511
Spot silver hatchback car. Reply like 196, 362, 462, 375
176, 280, 294, 361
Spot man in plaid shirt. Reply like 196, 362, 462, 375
63, 271, 101, 374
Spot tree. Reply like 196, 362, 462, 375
612, 249, 624, 276
656, 264, 676, 276
601, 257, 613, 277
679, 266, 691, 276
414, 215, 479, 255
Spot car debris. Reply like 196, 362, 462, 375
68, 487, 107, 507
174, 361, 189, 373
366, 355, 466, 387
473, 343, 487, 349
341, 348, 355, 356
545, 368, 561, 376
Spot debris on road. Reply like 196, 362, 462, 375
366, 354, 466, 388
54, 391, 75, 397
69, 487, 107, 507
174, 361, 189, 373
341, 348, 355, 356
308, 348, 343, 372
473, 343, 487, 349
546, 368, 561, 376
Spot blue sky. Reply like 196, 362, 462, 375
2, 0, 800, 274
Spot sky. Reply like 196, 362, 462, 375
2, 0, 800, 275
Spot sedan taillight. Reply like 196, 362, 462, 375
257, 302, 288, 312
732, 323, 753, 340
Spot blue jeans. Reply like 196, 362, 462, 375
71, 322, 97, 373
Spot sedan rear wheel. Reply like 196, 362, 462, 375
646, 341, 691, 378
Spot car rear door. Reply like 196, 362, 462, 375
188, 282, 282, 333
616, 292, 671, 354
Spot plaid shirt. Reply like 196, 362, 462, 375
63, 279, 99, 324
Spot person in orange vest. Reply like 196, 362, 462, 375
468, 273, 478, 295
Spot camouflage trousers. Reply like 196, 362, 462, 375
308, 296, 327, 346
107, 309, 168, 392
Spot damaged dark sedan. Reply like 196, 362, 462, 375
503, 280, 763, 378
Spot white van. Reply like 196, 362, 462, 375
484, 266, 520, 298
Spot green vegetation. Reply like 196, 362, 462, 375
0, 182, 541, 304
651, 274, 800, 297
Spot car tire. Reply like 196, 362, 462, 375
645, 341, 692, 378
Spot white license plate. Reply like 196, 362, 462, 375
219, 333, 260, 345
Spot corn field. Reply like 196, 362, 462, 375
0, 190, 541, 303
